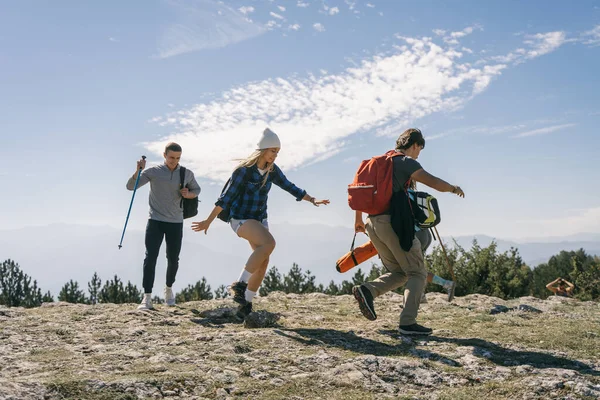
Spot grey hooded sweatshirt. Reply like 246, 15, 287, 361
126, 164, 201, 223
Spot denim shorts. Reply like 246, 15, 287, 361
230, 218, 269, 235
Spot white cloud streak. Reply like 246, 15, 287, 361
147, 37, 501, 180
442, 26, 482, 45
581, 25, 600, 46
490, 31, 569, 65
238, 6, 255, 14
313, 23, 325, 32
513, 123, 576, 138
270, 12, 286, 20
147, 30, 569, 181
156, 0, 265, 59
329, 7, 340, 15
523, 31, 567, 58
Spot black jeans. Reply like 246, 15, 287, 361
142, 219, 183, 293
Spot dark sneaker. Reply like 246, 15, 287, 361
352, 285, 377, 321
446, 281, 456, 303
399, 323, 433, 336
236, 301, 253, 320
229, 281, 248, 305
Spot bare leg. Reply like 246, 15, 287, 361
236, 220, 275, 292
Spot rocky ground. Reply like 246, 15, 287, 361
0, 292, 599, 399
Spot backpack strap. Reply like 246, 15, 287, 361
179, 166, 186, 208
179, 166, 186, 188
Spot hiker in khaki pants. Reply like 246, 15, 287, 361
365, 215, 426, 326
353, 128, 464, 336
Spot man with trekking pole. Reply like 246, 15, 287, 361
125, 142, 201, 310
350, 128, 464, 336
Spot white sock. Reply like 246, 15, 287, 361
244, 289, 256, 303
239, 269, 252, 283
143, 293, 152, 300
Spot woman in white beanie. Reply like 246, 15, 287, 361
192, 128, 329, 320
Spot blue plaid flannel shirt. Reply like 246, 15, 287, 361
216, 163, 306, 221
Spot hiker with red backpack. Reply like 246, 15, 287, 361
349, 128, 464, 335
191, 128, 330, 321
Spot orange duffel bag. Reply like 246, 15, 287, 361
335, 233, 379, 273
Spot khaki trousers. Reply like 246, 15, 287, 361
364, 214, 427, 326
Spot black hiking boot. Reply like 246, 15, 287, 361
399, 323, 433, 336
352, 285, 377, 321
229, 281, 247, 305
236, 301, 253, 321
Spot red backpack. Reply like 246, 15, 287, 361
348, 150, 404, 215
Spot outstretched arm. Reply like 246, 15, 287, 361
546, 278, 561, 293
271, 165, 329, 206
191, 205, 223, 234
411, 168, 464, 197
301, 193, 330, 207
563, 279, 575, 292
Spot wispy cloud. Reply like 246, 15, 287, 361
366, 3, 375, 8
434, 119, 575, 140
523, 31, 568, 58
147, 30, 558, 181
156, 0, 265, 59
329, 7, 340, 15
313, 23, 325, 32
438, 25, 483, 45
296, 1, 309, 8
108, 37, 119, 42
270, 12, 286, 20
581, 25, 600, 46
277, 5, 286, 12
238, 6, 255, 15
266, 20, 282, 30
289, 24, 301, 31
513, 123, 576, 138
344, 0, 359, 14
490, 31, 569, 64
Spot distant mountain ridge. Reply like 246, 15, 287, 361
1, 224, 598, 297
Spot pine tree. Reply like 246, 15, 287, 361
42, 291, 54, 303
99, 275, 125, 304
87, 272, 102, 305
58, 280, 87, 304
123, 281, 142, 303
260, 267, 284, 296
215, 284, 229, 299
176, 278, 213, 302
0, 260, 49, 308
324, 280, 340, 295
283, 263, 305, 294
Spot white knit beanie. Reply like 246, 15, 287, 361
257, 128, 281, 150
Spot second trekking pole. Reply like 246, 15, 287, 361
433, 225, 456, 282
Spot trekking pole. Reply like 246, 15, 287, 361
118, 156, 146, 249
433, 226, 456, 282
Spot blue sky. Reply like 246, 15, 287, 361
1, 0, 599, 240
